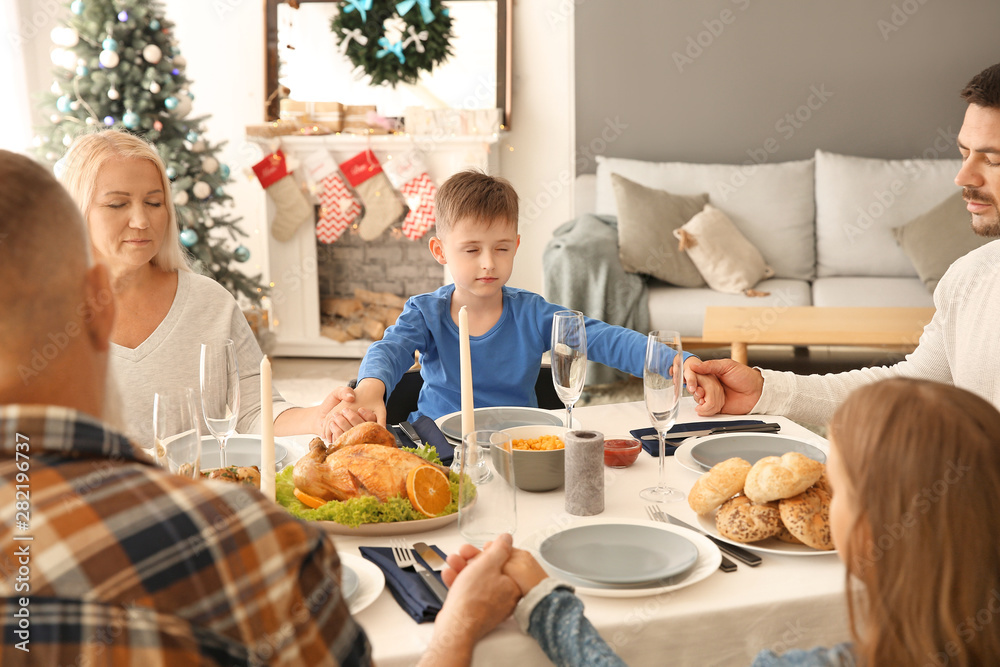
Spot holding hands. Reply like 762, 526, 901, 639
686, 358, 764, 416
682, 357, 726, 416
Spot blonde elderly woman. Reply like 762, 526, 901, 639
58, 130, 370, 447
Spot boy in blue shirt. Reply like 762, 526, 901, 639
337, 171, 722, 428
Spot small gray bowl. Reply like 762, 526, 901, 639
503, 425, 567, 492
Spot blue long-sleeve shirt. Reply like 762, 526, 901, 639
525, 588, 856, 667
357, 284, 689, 420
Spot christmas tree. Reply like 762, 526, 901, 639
35, 0, 266, 307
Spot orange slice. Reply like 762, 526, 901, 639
405, 465, 452, 518
293, 487, 329, 509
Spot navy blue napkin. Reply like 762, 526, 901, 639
359, 545, 448, 623
631, 420, 767, 457
393, 416, 454, 466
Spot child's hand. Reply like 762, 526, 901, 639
687, 370, 726, 416
682, 358, 724, 416
322, 379, 387, 441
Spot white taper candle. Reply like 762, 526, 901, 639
260, 356, 276, 500
459, 306, 475, 438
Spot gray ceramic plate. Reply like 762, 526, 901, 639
341, 564, 360, 602
200, 435, 288, 471
689, 433, 826, 470
539, 524, 699, 585
438, 407, 565, 441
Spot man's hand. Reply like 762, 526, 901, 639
321, 378, 386, 442
316, 386, 378, 441
686, 359, 764, 415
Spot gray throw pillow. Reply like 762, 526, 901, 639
612, 173, 708, 287
892, 191, 990, 292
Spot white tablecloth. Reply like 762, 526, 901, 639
284, 400, 851, 666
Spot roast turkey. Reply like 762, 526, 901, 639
293, 423, 433, 502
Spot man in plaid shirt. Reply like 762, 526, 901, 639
0, 148, 377, 666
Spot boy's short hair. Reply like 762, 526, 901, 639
434, 169, 518, 236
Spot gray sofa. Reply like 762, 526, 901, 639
571, 150, 963, 339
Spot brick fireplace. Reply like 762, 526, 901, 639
254, 133, 499, 357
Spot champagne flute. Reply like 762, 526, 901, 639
200, 339, 240, 470
551, 310, 587, 429
640, 330, 685, 503
153, 387, 202, 479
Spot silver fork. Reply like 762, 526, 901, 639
645, 505, 737, 573
390, 540, 416, 569
390, 540, 448, 602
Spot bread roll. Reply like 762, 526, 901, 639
688, 457, 752, 515
779, 487, 834, 550
773, 523, 803, 544
744, 452, 824, 503
715, 495, 782, 543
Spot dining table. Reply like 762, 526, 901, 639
281, 398, 852, 666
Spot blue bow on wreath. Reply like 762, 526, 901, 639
343, 0, 372, 22
396, 0, 435, 24
376, 37, 406, 63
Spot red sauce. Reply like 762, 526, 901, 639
604, 439, 641, 468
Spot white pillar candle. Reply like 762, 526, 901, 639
459, 306, 475, 438
260, 356, 276, 500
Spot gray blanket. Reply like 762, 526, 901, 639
543, 213, 650, 385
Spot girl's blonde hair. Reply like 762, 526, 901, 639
829, 378, 1000, 666
59, 129, 191, 272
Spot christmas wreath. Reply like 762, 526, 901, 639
331, 0, 454, 87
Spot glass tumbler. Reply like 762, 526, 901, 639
457, 430, 517, 546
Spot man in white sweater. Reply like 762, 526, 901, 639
691, 62, 1000, 425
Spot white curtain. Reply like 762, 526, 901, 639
0, 1, 34, 153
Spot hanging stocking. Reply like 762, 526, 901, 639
339, 149, 406, 241
383, 150, 437, 240
252, 150, 312, 242
303, 149, 362, 243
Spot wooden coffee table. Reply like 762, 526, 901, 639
700, 306, 936, 365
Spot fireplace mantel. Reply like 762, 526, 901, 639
250, 133, 500, 357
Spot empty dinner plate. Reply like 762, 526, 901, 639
200, 435, 288, 471
689, 433, 826, 470
539, 524, 699, 585
341, 564, 360, 602
438, 407, 565, 441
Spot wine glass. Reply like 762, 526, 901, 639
640, 330, 685, 503
200, 339, 241, 470
551, 310, 587, 429
153, 387, 202, 479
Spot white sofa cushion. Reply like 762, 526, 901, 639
648, 278, 812, 338
811, 277, 934, 308
595, 156, 816, 281
814, 150, 962, 278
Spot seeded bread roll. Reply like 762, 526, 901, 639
773, 522, 804, 544
688, 457, 752, 515
715, 495, 782, 543
744, 452, 824, 503
812, 471, 832, 495
779, 487, 834, 550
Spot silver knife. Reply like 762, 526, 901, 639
398, 421, 423, 447
410, 551, 449, 602
641, 422, 781, 441
662, 513, 762, 567
413, 541, 447, 571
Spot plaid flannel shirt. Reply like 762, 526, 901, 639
0, 405, 371, 666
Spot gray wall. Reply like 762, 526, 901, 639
575, 0, 1000, 172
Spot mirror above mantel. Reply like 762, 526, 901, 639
264, 0, 512, 129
